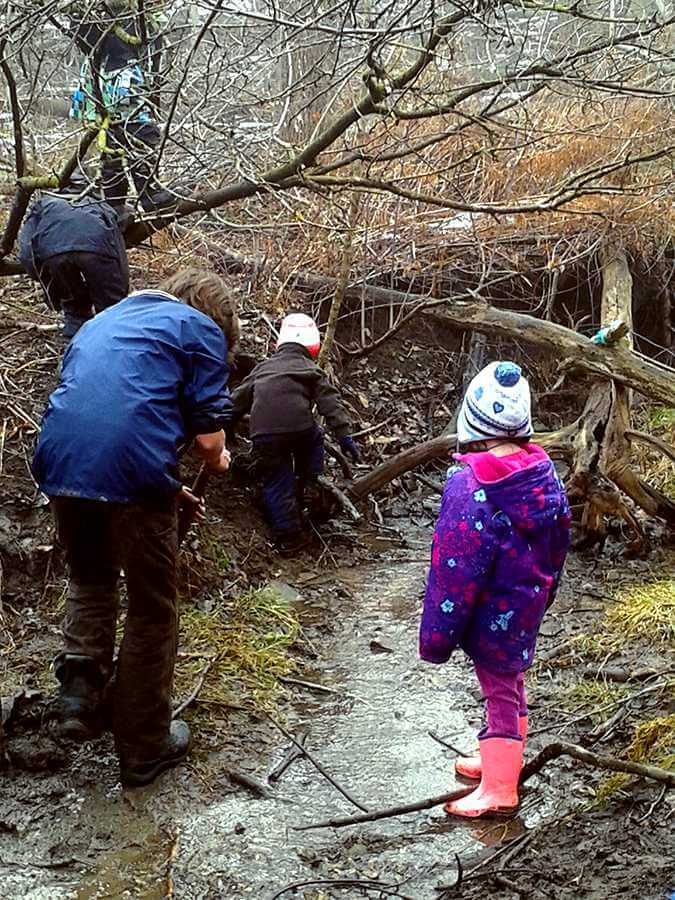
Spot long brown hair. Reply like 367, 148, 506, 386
159, 267, 240, 363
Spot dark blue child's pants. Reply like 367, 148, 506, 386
253, 427, 325, 536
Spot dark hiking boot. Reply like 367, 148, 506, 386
119, 720, 191, 788
275, 530, 311, 556
54, 657, 104, 742
137, 185, 177, 213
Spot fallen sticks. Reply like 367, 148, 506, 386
519, 741, 675, 786
279, 676, 342, 696
268, 729, 308, 783
293, 787, 473, 831
228, 768, 276, 799
270, 877, 415, 900
172, 657, 214, 718
428, 730, 469, 757
294, 740, 674, 831
268, 715, 369, 812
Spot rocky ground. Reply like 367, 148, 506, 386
0, 275, 673, 900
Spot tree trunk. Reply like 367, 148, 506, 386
564, 243, 675, 550
318, 191, 360, 369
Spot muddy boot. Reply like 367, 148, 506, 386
119, 720, 191, 788
275, 530, 311, 556
54, 656, 104, 742
137, 184, 176, 213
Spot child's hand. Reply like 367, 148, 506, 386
339, 435, 361, 462
179, 485, 207, 521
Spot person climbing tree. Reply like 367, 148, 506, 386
32, 269, 235, 787
66, 0, 173, 212
18, 179, 130, 343
231, 312, 361, 553
419, 361, 571, 818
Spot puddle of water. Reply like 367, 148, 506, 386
1, 559, 564, 900
165, 562, 488, 899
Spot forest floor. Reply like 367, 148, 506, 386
0, 275, 673, 900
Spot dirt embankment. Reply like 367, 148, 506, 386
0, 279, 673, 899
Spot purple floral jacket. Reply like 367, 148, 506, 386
419, 444, 571, 673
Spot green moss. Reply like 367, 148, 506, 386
646, 406, 675, 430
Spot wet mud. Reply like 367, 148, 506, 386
1, 552, 584, 900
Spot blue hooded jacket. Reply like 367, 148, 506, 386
33, 291, 232, 503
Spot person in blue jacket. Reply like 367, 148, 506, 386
33, 268, 236, 788
18, 189, 129, 341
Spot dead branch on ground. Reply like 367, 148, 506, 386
294, 740, 674, 831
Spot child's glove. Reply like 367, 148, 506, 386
339, 435, 361, 462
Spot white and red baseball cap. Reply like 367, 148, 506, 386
277, 313, 321, 359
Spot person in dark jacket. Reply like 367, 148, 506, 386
18, 192, 129, 340
231, 313, 360, 552
66, 0, 172, 211
33, 269, 235, 787
419, 361, 571, 818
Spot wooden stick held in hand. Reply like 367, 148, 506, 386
178, 464, 211, 544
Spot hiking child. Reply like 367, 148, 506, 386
33, 269, 235, 787
18, 188, 129, 342
419, 361, 571, 818
231, 312, 360, 552
66, 0, 172, 212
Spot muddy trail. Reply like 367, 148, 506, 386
1, 534, 673, 900
0, 288, 673, 900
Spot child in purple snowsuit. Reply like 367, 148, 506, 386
419, 361, 571, 818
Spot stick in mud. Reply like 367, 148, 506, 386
267, 715, 370, 812
172, 658, 214, 718
228, 768, 277, 799
268, 728, 308, 783
293, 741, 675, 831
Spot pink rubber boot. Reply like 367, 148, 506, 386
445, 736, 522, 818
455, 715, 528, 780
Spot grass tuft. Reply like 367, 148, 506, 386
574, 576, 675, 658
606, 581, 675, 644
595, 714, 675, 804
564, 680, 628, 722
174, 585, 300, 747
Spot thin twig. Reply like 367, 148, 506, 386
279, 676, 342, 695
269, 877, 415, 900
428, 730, 470, 757
172, 658, 214, 718
351, 415, 397, 439
268, 729, 308, 783
268, 715, 370, 812
295, 740, 675, 831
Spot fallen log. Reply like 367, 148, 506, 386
350, 434, 455, 500
294, 740, 674, 831
289, 271, 675, 407
349, 426, 583, 501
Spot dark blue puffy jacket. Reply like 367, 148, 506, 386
33, 291, 232, 503
18, 195, 126, 278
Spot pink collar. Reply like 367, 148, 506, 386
455, 443, 550, 484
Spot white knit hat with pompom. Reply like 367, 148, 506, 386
457, 361, 532, 445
